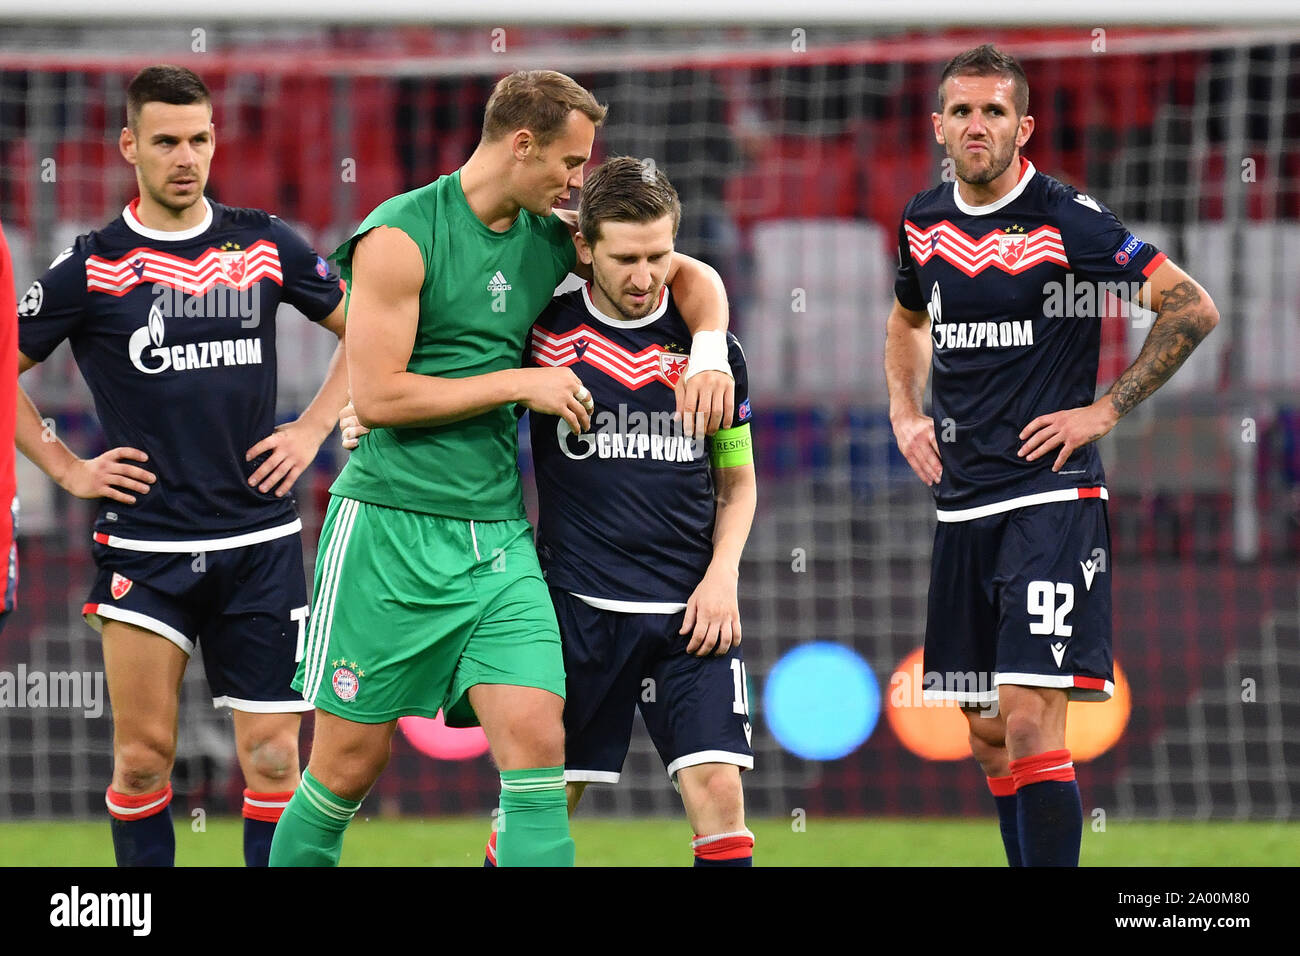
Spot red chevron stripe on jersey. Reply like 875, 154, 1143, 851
84, 240, 284, 296
531, 324, 680, 390
904, 220, 1069, 276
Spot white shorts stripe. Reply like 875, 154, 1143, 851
303, 498, 352, 703
84, 604, 195, 655
664, 750, 754, 780
935, 487, 1108, 523
94, 518, 302, 552
995, 672, 1115, 699
300, 502, 348, 702
924, 676, 1114, 701
304, 498, 360, 703
564, 769, 621, 784
305, 498, 359, 702
571, 592, 688, 614
211, 695, 312, 713
922, 688, 1000, 704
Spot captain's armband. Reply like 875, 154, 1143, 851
708, 422, 753, 468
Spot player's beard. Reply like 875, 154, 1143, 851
145, 175, 205, 214
951, 138, 1016, 187
595, 272, 661, 320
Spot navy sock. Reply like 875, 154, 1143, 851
243, 789, 294, 867
987, 774, 1022, 867
243, 818, 277, 867
1011, 750, 1082, 867
694, 855, 753, 867
106, 785, 176, 867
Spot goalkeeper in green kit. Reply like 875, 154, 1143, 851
269, 70, 734, 867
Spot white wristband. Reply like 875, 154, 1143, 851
684, 329, 733, 383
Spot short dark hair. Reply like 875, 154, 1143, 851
482, 70, 607, 146
578, 156, 682, 246
126, 65, 211, 130
938, 44, 1029, 117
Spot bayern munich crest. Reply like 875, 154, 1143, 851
332, 666, 359, 701
110, 572, 133, 600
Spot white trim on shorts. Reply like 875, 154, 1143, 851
665, 749, 754, 780
83, 603, 195, 655
92, 518, 302, 552
564, 769, 622, 784
212, 695, 314, 713
996, 672, 1115, 700
923, 675, 1114, 703
570, 592, 687, 614
922, 687, 1000, 704
935, 487, 1108, 523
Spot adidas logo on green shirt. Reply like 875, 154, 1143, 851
487, 270, 512, 292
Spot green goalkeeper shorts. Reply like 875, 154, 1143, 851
293, 495, 566, 726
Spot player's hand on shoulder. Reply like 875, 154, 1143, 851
515, 366, 593, 435
60, 448, 154, 505
891, 410, 943, 486
340, 401, 370, 451
245, 420, 323, 498
680, 565, 741, 657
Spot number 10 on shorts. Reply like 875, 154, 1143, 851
1027, 581, 1074, 638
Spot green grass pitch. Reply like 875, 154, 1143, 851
0, 818, 1294, 866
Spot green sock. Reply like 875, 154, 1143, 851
268, 769, 362, 867
494, 766, 574, 867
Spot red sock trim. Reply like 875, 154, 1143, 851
105, 784, 173, 821
242, 788, 295, 823
987, 774, 1017, 797
693, 833, 755, 861
1010, 749, 1076, 789
485, 829, 498, 863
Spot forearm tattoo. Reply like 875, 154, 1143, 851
1106, 281, 1215, 418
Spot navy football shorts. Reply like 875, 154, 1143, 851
83, 534, 311, 712
923, 498, 1114, 705
551, 587, 754, 784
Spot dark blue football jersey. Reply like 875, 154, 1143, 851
526, 284, 752, 605
894, 159, 1166, 519
18, 198, 344, 549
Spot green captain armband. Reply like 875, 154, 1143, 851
708, 423, 753, 468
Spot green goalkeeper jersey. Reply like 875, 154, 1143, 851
329, 170, 577, 519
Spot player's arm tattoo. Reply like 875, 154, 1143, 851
1104, 280, 1216, 418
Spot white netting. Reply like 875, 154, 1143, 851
0, 23, 1297, 822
